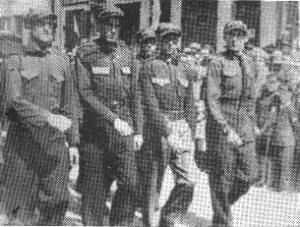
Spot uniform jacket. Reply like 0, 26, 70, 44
1, 40, 79, 147
75, 41, 143, 135
140, 57, 196, 138
206, 50, 257, 151
269, 96, 298, 147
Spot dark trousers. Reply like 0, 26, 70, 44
0, 125, 70, 225
139, 134, 195, 227
268, 145, 294, 192
208, 142, 256, 227
79, 125, 138, 226
209, 173, 250, 227
137, 143, 162, 227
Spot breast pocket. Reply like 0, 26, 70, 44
49, 72, 65, 98
91, 66, 111, 89
20, 69, 40, 94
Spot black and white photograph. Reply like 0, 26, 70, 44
0, 0, 299, 226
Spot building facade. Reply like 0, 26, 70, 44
0, 0, 298, 52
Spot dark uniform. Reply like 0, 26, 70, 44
205, 21, 257, 227
0, 35, 79, 225
255, 83, 278, 186
75, 9, 143, 226
140, 23, 196, 227
0, 32, 23, 182
293, 86, 300, 191
267, 85, 298, 192
135, 28, 160, 226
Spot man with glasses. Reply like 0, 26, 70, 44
0, 3, 79, 225
75, 5, 143, 226
205, 20, 258, 227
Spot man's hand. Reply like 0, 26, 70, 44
227, 128, 243, 146
69, 147, 79, 183
254, 126, 261, 136
69, 147, 79, 166
133, 134, 143, 151
114, 118, 133, 136
47, 114, 72, 132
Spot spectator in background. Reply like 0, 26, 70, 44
255, 74, 280, 187
267, 84, 298, 192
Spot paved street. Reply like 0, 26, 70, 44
160, 163, 300, 227
65, 161, 300, 227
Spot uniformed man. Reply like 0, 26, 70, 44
136, 28, 157, 61
255, 74, 280, 187
205, 20, 258, 227
140, 23, 196, 227
135, 27, 160, 222
189, 42, 201, 57
0, 3, 79, 225
75, 5, 143, 226
267, 84, 298, 192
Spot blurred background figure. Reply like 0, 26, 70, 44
267, 84, 298, 193
255, 73, 281, 187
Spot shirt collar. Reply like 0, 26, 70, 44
24, 39, 50, 56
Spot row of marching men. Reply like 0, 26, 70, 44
0, 3, 299, 227
0, 4, 205, 226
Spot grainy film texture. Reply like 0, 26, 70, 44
0, 0, 299, 227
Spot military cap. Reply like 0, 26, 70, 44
97, 5, 124, 20
189, 42, 201, 51
223, 20, 248, 35
137, 28, 156, 43
24, 7, 57, 29
156, 23, 181, 38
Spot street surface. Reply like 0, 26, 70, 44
65, 161, 300, 227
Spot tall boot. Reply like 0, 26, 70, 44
37, 201, 68, 226
159, 183, 194, 227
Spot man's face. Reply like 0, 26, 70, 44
160, 34, 180, 58
31, 21, 54, 45
224, 30, 248, 52
141, 39, 157, 58
266, 76, 279, 92
100, 17, 120, 43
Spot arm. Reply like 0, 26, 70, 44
287, 103, 299, 131
131, 60, 143, 135
206, 59, 230, 133
75, 59, 118, 124
139, 63, 170, 137
60, 60, 80, 147
184, 69, 197, 137
4, 56, 50, 127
